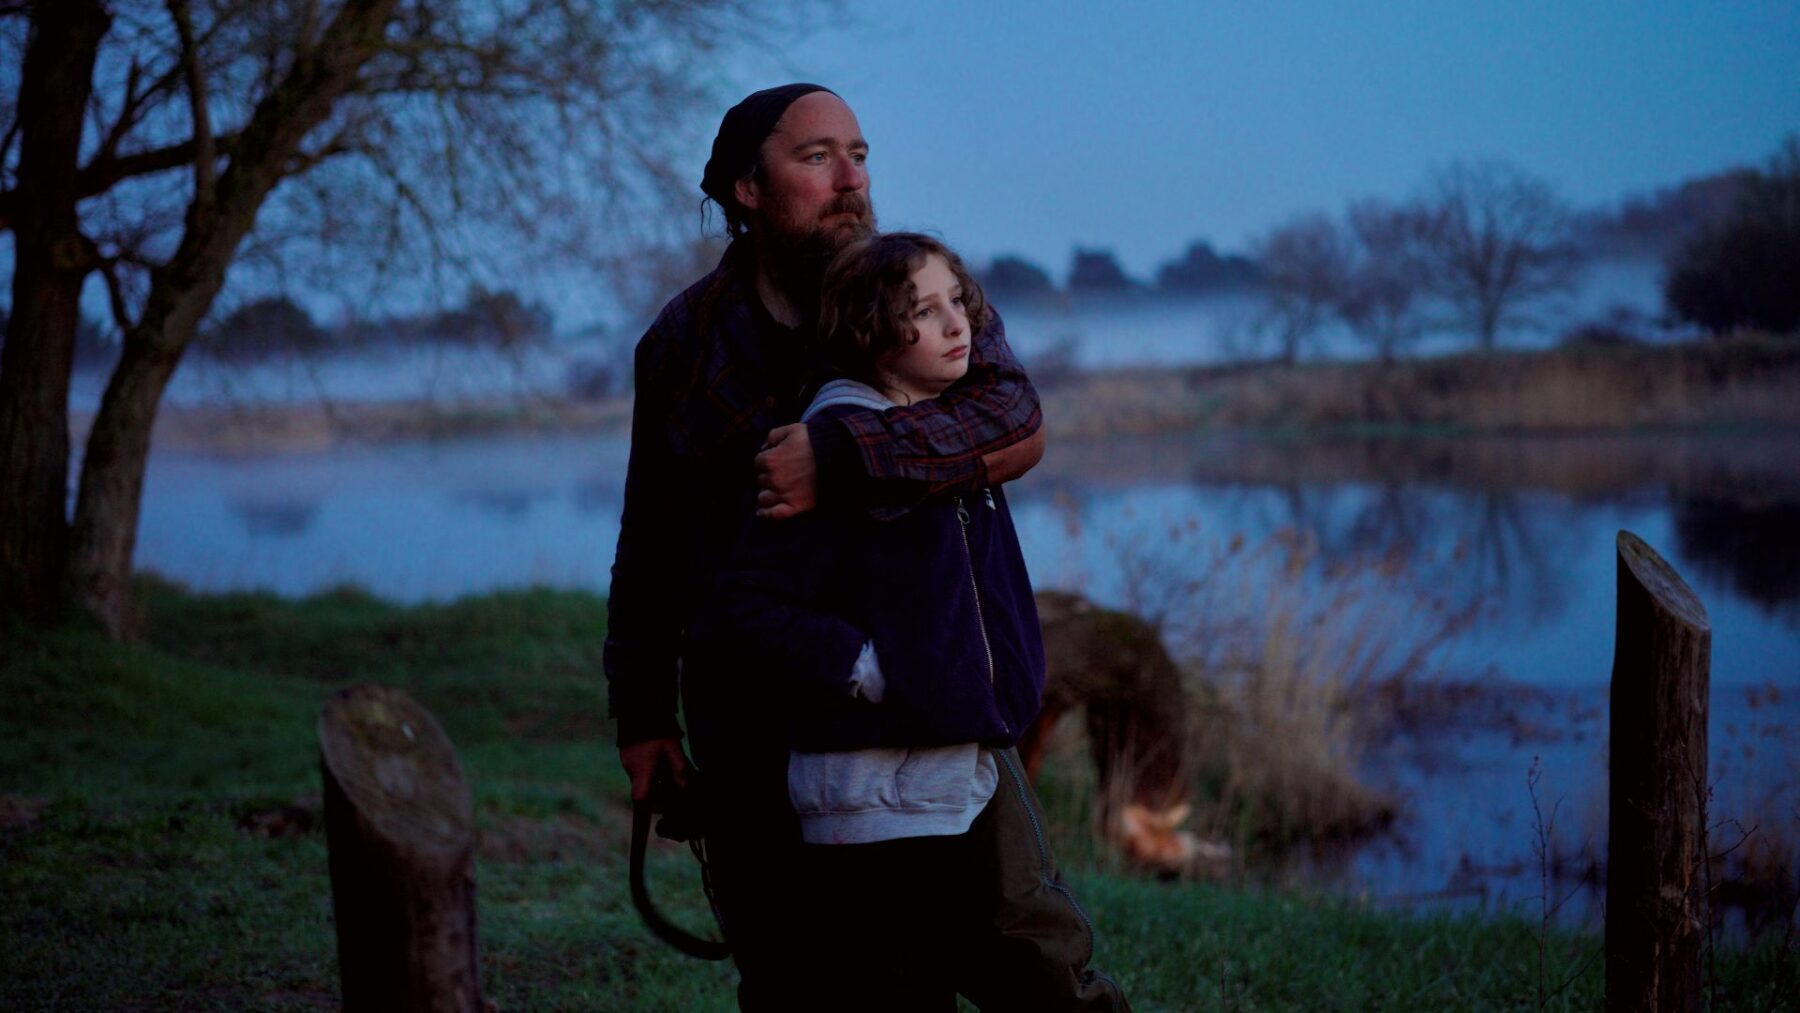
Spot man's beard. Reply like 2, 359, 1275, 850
759, 191, 877, 317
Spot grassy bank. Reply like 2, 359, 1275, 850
3, 582, 1794, 1010
1041, 334, 1800, 439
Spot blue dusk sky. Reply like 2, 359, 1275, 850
725, 1, 1800, 278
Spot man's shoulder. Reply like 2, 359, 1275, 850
641, 251, 750, 351
639, 277, 710, 356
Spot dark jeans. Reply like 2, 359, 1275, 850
700, 746, 1130, 1013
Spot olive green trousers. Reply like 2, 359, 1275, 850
703, 747, 1131, 1013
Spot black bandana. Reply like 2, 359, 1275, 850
700, 83, 837, 211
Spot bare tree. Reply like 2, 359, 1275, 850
1253, 212, 1347, 365
1416, 158, 1582, 350
1336, 199, 1433, 363
0, 0, 814, 634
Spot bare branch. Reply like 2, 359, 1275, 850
93, 56, 145, 169
285, 137, 354, 176
1, 106, 21, 168
298, 0, 322, 52
78, 131, 241, 196
166, 0, 216, 211
90, 51, 193, 175
97, 256, 140, 334
0, 131, 235, 230
87, 1, 246, 190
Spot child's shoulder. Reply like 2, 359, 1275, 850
802, 378, 893, 421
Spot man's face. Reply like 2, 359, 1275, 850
737, 92, 875, 262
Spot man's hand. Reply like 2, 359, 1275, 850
755, 423, 817, 519
619, 736, 692, 802
982, 426, 1045, 485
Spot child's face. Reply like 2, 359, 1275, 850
879, 253, 972, 402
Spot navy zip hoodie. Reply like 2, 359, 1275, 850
693, 398, 1046, 754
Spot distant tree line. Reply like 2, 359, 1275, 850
978, 241, 1263, 301
977, 146, 1796, 361
193, 287, 553, 365
4, 286, 558, 374
977, 159, 1589, 362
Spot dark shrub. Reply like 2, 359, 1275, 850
1154, 240, 1263, 293
1067, 247, 1136, 292
980, 254, 1057, 299
199, 295, 328, 363
1664, 137, 1800, 335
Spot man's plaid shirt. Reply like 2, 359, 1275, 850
603, 249, 1042, 746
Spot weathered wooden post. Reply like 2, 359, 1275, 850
320, 684, 483, 1012
1606, 531, 1710, 1012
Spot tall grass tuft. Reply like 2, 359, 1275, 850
1172, 528, 1474, 852
1044, 500, 1479, 861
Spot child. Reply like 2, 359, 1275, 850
700, 232, 1127, 1010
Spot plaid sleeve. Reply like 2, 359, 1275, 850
829, 305, 1041, 515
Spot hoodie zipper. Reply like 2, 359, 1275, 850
956, 496, 997, 691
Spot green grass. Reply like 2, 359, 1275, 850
3, 580, 1794, 1010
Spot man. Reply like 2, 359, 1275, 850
605, 83, 1124, 1011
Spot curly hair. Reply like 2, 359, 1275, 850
815, 232, 990, 395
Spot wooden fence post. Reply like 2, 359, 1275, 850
320, 684, 483, 1012
1606, 530, 1710, 1012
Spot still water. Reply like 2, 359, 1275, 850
133, 425, 1800, 932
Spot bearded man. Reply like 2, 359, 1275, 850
605, 83, 1125, 1011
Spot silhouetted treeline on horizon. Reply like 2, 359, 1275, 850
978, 157, 1772, 298
25, 285, 560, 372
980, 139, 1798, 362
14, 141, 1792, 375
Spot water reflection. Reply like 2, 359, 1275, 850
1673, 494, 1800, 623
451, 488, 544, 521
227, 497, 320, 538
572, 474, 627, 515
1021, 430, 1800, 632
1169, 482, 1580, 635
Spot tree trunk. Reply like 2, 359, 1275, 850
1477, 305, 1500, 351
1606, 530, 1710, 1012
58, 0, 403, 636
319, 685, 483, 1012
0, 0, 109, 622
63, 335, 185, 637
